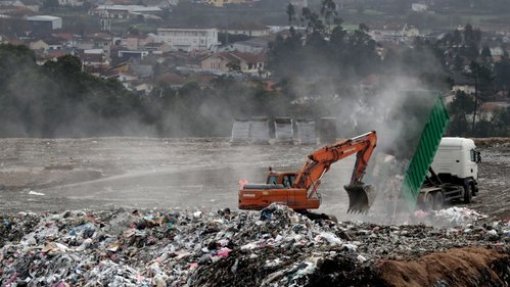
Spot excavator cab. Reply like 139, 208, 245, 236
266, 169, 297, 188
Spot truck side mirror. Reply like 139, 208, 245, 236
476, 151, 481, 163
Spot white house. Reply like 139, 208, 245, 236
289, 0, 307, 8
411, 3, 428, 12
26, 15, 62, 30
452, 84, 476, 95
155, 28, 219, 52
479, 102, 510, 120
93, 5, 162, 19
58, 0, 83, 7
232, 37, 268, 53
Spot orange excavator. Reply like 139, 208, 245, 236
238, 131, 378, 213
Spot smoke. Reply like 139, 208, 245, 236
276, 44, 447, 224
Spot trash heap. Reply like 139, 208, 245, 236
1, 204, 510, 287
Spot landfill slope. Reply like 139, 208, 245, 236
378, 248, 509, 287
2, 204, 510, 286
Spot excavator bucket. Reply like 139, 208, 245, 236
345, 183, 376, 213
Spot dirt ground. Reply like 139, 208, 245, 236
0, 137, 509, 221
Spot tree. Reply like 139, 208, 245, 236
302, 7, 325, 34
494, 57, 510, 90
452, 29, 462, 45
480, 45, 492, 62
448, 91, 475, 136
286, 3, 295, 25
42, 0, 59, 10
320, 0, 337, 32
226, 60, 241, 72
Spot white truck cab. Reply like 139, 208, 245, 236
432, 137, 480, 180
430, 137, 480, 201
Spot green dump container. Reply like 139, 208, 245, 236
401, 97, 449, 206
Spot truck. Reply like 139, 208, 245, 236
418, 137, 481, 210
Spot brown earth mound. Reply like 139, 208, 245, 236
378, 247, 510, 287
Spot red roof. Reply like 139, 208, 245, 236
203, 51, 266, 64
52, 32, 75, 41
46, 50, 68, 58
230, 51, 266, 63
480, 102, 510, 112
158, 72, 186, 85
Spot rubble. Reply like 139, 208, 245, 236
1, 204, 510, 286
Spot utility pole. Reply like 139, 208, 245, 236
471, 64, 478, 135
225, 5, 229, 46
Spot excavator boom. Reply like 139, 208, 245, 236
238, 131, 378, 213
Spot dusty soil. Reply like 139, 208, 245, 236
1, 137, 510, 221
468, 140, 510, 220
0, 138, 357, 218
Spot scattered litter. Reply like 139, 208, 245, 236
28, 190, 45, 196
433, 207, 487, 225
0, 204, 507, 286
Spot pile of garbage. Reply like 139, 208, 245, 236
1, 204, 510, 286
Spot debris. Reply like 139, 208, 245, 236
28, 190, 45, 196
0, 204, 509, 286
433, 207, 487, 225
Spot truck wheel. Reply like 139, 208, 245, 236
463, 185, 472, 203
471, 183, 478, 196
433, 192, 444, 210
423, 193, 434, 210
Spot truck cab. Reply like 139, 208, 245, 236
418, 137, 481, 208
431, 137, 480, 194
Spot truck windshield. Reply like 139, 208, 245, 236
470, 149, 476, 162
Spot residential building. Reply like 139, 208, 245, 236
93, 5, 162, 19
411, 3, 428, 12
155, 28, 219, 52
18, 0, 40, 12
289, 0, 307, 8
452, 84, 476, 95
117, 50, 149, 61
220, 24, 270, 37
29, 39, 49, 51
200, 51, 266, 76
232, 37, 268, 53
205, 0, 250, 7
79, 48, 110, 75
58, 0, 84, 7
157, 72, 186, 88
479, 101, 510, 120
26, 15, 62, 35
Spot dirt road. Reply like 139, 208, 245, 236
0, 138, 355, 215
1, 137, 508, 220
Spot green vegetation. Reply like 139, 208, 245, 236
0, 45, 281, 137
0, 44, 142, 137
